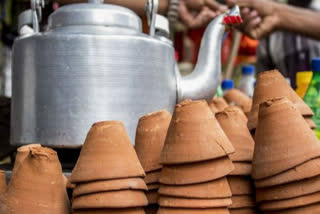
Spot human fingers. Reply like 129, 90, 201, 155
225, 0, 254, 8
244, 16, 262, 34
205, 0, 228, 13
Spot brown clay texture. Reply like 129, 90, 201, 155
72, 208, 146, 214
159, 157, 234, 185
230, 195, 255, 209
135, 110, 171, 172
209, 97, 229, 113
260, 191, 320, 211
253, 97, 320, 179
229, 162, 252, 176
158, 196, 232, 208
13, 144, 42, 174
255, 157, 320, 188
145, 170, 161, 184
72, 190, 148, 209
223, 89, 253, 114
208, 100, 219, 114
248, 70, 313, 131
158, 177, 232, 199
256, 174, 320, 202
229, 208, 256, 214
216, 106, 254, 162
73, 178, 147, 197
70, 121, 145, 183
228, 176, 254, 195
147, 183, 160, 191
0, 170, 6, 194
144, 205, 159, 214
304, 116, 316, 129
0, 147, 70, 214
146, 190, 159, 205
263, 202, 320, 214
160, 100, 234, 165
156, 207, 230, 214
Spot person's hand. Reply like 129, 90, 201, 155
226, 0, 281, 39
179, 0, 228, 29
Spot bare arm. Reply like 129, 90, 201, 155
55, 0, 169, 16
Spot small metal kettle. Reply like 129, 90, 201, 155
11, 0, 241, 147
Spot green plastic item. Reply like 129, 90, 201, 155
216, 86, 224, 97
304, 58, 320, 139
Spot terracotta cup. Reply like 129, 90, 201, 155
158, 196, 232, 208
228, 176, 254, 195
229, 208, 257, 214
0, 170, 6, 194
260, 191, 320, 211
229, 162, 252, 176
159, 157, 234, 185
256, 174, 320, 202
223, 89, 252, 114
73, 178, 147, 197
304, 116, 316, 129
209, 97, 229, 113
72, 208, 146, 214
253, 97, 320, 179
248, 70, 313, 131
145, 170, 161, 184
146, 190, 159, 205
13, 144, 42, 173
147, 183, 160, 191
72, 190, 148, 209
230, 195, 255, 209
158, 177, 232, 199
70, 121, 145, 183
156, 207, 230, 214
160, 100, 234, 165
135, 110, 171, 173
0, 147, 70, 214
255, 157, 320, 188
263, 203, 320, 214
216, 106, 254, 162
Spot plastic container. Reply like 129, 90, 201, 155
303, 58, 320, 138
296, 71, 313, 98
222, 79, 234, 94
238, 65, 255, 97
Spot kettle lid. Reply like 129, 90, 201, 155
48, 2, 142, 31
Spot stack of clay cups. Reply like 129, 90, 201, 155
0, 145, 70, 214
248, 70, 314, 136
70, 121, 148, 214
253, 97, 320, 213
157, 100, 235, 214
223, 89, 253, 117
208, 97, 229, 114
216, 107, 256, 214
0, 170, 6, 195
135, 110, 172, 214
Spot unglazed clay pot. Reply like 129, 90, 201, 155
160, 100, 234, 165
260, 191, 320, 211
158, 177, 232, 199
158, 196, 232, 208
229, 208, 256, 214
0, 170, 6, 194
248, 70, 313, 131
216, 106, 254, 162
156, 207, 230, 214
223, 89, 252, 114
256, 174, 320, 202
0, 147, 70, 214
146, 190, 159, 205
73, 178, 147, 197
209, 97, 229, 113
263, 203, 320, 214
72, 190, 148, 209
255, 157, 320, 188
72, 208, 146, 214
253, 97, 320, 179
135, 110, 171, 173
229, 162, 252, 176
208, 100, 219, 114
305, 116, 316, 129
13, 144, 42, 172
147, 183, 160, 191
230, 196, 255, 209
228, 176, 254, 195
70, 121, 145, 183
159, 157, 234, 185
145, 170, 161, 184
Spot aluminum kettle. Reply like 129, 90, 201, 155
11, 0, 241, 147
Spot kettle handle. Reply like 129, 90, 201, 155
145, 0, 159, 37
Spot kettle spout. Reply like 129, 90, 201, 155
177, 6, 242, 103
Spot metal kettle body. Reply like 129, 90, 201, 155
11, 0, 241, 147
